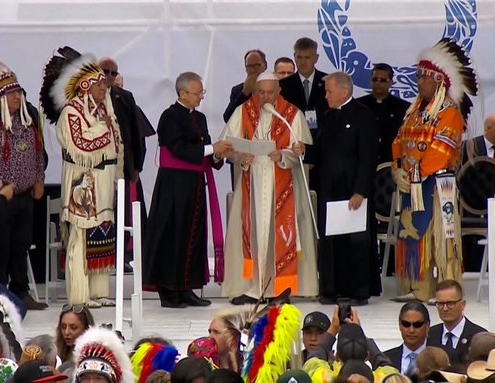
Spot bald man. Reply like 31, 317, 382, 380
459, 115, 495, 273
461, 115, 495, 162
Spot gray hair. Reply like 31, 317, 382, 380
175, 72, 202, 96
323, 71, 353, 97
27, 334, 58, 367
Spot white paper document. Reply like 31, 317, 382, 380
227, 136, 276, 156
325, 199, 368, 236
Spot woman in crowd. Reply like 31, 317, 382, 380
55, 305, 94, 362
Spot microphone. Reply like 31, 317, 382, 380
261, 102, 319, 239
262, 103, 297, 141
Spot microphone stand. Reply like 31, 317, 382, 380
262, 103, 319, 239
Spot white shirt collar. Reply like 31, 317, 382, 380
299, 70, 316, 85
483, 136, 494, 152
403, 341, 427, 357
442, 316, 466, 341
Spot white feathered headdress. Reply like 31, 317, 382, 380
416, 37, 478, 122
73, 327, 134, 383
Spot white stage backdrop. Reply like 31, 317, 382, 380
1, 0, 494, 224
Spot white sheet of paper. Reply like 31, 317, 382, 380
227, 136, 276, 156
325, 199, 368, 236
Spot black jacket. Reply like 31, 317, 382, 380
427, 318, 486, 368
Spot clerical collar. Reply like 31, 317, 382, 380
337, 96, 353, 109
177, 100, 194, 113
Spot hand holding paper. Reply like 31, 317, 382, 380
348, 193, 364, 210
326, 199, 368, 236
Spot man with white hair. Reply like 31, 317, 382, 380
307, 71, 379, 306
220, 72, 318, 305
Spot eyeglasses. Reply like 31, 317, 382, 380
102, 69, 119, 77
185, 89, 207, 96
245, 63, 263, 69
435, 299, 463, 309
400, 320, 425, 329
62, 304, 85, 313
371, 77, 389, 83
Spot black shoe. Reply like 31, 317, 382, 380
160, 298, 188, 309
350, 298, 368, 306
230, 294, 258, 305
318, 296, 336, 305
181, 291, 211, 307
22, 294, 48, 310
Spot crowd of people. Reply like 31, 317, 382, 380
0, 278, 494, 383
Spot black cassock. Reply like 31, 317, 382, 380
356, 94, 410, 163
143, 102, 222, 292
308, 99, 381, 300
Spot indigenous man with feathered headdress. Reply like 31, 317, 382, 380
0, 61, 48, 311
391, 38, 478, 303
40, 47, 123, 308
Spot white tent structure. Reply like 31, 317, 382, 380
2, 0, 495, 329
1, 0, 494, 202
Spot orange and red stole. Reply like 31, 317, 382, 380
241, 95, 299, 296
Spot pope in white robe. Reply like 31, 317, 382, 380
219, 72, 318, 304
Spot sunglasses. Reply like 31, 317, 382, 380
102, 69, 119, 77
400, 320, 425, 329
371, 77, 389, 83
62, 304, 85, 313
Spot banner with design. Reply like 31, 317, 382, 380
0, 0, 493, 215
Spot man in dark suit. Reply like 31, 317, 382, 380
279, 37, 328, 191
459, 115, 495, 272
356, 63, 410, 164
461, 115, 495, 163
385, 301, 430, 376
99, 58, 152, 269
357, 63, 410, 276
306, 71, 380, 306
279, 37, 328, 135
427, 280, 486, 369
223, 49, 267, 124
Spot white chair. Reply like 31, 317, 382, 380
45, 196, 64, 304
27, 244, 39, 301
476, 238, 488, 302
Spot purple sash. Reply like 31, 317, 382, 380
160, 147, 224, 282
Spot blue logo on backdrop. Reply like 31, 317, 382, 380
317, 0, 477, 99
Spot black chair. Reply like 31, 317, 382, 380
456, 156, 494, 300
373, 162, 398, 278
457, 156, 494, 236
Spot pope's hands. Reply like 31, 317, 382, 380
292, 142, 305, 157
392, 167, 411, 193
240, 153, 254, 166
